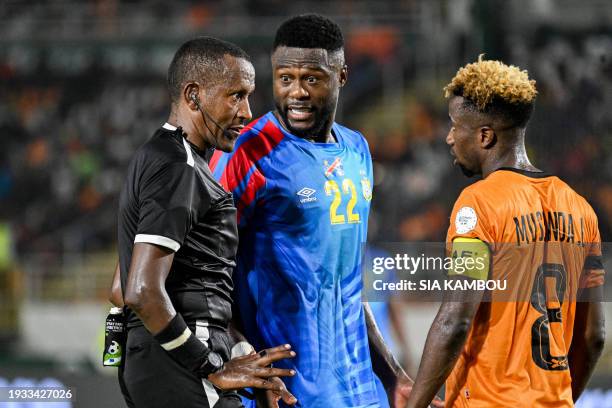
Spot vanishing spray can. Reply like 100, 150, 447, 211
103, 307, 126, 367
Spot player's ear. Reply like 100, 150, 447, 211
184, 83, 200, 111
339, 65, 348, 87
480, 126, 496, 149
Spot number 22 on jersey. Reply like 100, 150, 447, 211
324, 179, 361, 225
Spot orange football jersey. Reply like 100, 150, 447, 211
445, 168, 604, 407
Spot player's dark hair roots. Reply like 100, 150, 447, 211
273, 14, 344, 52
457, 90, 535, 129
167, 36, 251, 104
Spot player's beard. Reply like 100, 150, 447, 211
276, 101, 334, 140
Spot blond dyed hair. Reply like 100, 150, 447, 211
444, 55, 537, 110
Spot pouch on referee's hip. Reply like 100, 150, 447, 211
192, 320, 232, 362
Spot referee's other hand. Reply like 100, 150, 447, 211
207, 344, 297, 399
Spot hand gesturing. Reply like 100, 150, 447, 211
208, 344, 296, 395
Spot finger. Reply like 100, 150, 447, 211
430, 399, 445, 408
257, 344, 292, 356
230, 352, 259, 364
257, 349, 296, 366
265, 390, 281, 408
253, 367, 296, 378
248, 378, 283, 392
278, 387, 297, 405
394, 384, 412, 408
268, 377, 297, 406
397, 383, 413, 397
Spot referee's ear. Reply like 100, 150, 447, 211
184, 83, 201, 111
339, 64, 348, 88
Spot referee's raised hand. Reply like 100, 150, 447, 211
207, 344, 297, 400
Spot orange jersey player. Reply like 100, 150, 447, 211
406, 56, 605, 408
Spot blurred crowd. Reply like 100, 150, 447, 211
0, 0, 610, 261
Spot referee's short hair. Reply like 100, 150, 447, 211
273, 14, 344, 52
167, 37, 251, 104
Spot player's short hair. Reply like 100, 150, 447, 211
273, 14, 344, 52
167, 36, 251, 104
444, 55, 537, 128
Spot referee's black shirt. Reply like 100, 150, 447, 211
118, 123, 238, 330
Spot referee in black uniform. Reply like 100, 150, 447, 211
114, 37, 296, 408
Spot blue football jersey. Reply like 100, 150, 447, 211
212, 112, 386, 408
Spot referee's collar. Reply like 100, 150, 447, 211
162, 122, 215, 162
162, 122, 177, 131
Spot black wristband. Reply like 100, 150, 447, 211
154, 314, 208, 374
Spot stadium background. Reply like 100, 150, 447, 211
0, 0, 610, 406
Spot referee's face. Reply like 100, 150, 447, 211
200, 56, 255, 152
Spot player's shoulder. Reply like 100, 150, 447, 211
449, 179, 501, 241
334, 122, 369, 152
459, 169, 597, 217
451, 174, 511, 220
455, 178, 491, 204
225, 113, 282, 162
458, 169, 537, 203
233, 113, 277, 150
548, 175, 599, 219
497, 169, 596, 217
211, 114, 278, 182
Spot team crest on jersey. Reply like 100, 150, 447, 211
323, 157, 344, 178
455, 206, 477, 233
361, 178, 372, 201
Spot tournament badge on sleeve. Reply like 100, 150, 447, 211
361, 177, 372, 201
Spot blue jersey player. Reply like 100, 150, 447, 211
211, 15, 434, 408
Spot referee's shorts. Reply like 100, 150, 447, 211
119, 324, 243, 408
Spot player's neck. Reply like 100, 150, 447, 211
318, 110, 337, 143
303, 113, 337, 143
312, 126, 336, 143
482, 144, 540, 178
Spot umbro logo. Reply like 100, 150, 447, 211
297, 187, 317, 203
297, 187, 315, 197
